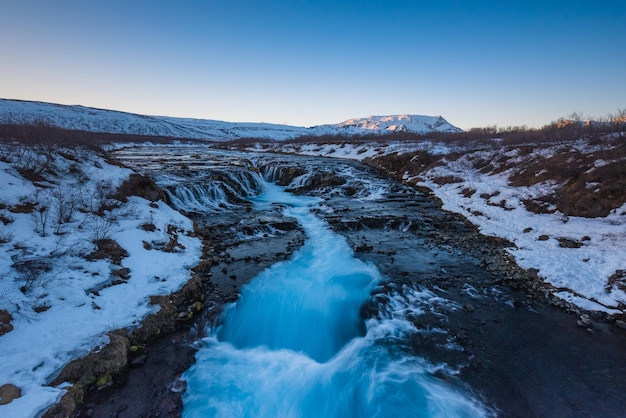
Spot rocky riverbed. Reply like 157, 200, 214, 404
61, 147, 626, 417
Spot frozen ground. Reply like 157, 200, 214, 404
0, 145, 201, 417
266, 140, 626, 316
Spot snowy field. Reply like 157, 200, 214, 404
0, 145, 201, 417
266, 141, 626, 316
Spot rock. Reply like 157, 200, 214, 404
34, 305, 51, 313
112, 267, 131, 281
130, 354, 147, 367
463, 304, 476, 313
557, 237, 582, 248
292, 171, 346, 192
270, 219, 299, 231
577, 314, 593, 329
615, 320, 626, 330
0, 383, 21, 405
50, 333, 130, 387
537, 235, 550, 241
0, 310, 14, 336
273, 166, 307, 186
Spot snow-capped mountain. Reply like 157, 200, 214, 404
314, 114, 462, 135
0, 98, 462, 141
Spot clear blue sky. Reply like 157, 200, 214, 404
1, 0, 624, 129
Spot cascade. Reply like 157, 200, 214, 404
182, 180, 487, 418
164, 168, 265, 211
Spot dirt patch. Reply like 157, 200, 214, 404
8, 202, 37, 214
86, 239, 129, 265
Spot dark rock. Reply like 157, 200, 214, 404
112, 268, 131, 281
463, 303, 476, 312
558, 237, 583, 248
130, 354, 147, 367
34, 305, 51, 313
0, 310, 14, 336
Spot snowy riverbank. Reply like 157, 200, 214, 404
261, 140, 626, 316
0, 144, 201, 417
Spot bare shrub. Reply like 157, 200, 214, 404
113, 174, 166, 203
51, 186, 79, 235
0, 228, 13, 244
83, 214, 115, 242
31, 192, 51, 237
12, 255, 53, 292
5, 146, 52, 182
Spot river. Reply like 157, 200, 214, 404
181, 180, 487, 417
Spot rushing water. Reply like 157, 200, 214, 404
182, 180, 487, 418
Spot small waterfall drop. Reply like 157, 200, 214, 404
164, 168, 265, 211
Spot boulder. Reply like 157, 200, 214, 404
0, 383, 21, 405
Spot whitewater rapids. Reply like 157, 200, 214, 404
181, 180, 488, 418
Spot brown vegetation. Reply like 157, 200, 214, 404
365, 126, 625, 218
86, 239, 129, 265
0, 121, 203, 148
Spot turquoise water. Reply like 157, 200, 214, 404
182, 181, 487, 418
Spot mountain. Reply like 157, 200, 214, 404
0, 98, 462, 141
314, 114, 463, 135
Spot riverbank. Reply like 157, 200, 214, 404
71, 206, 305, 417
316, 174, 626, 417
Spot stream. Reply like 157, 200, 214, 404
181, 180, 487, 417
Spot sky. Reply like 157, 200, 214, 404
0, 0, 624, 130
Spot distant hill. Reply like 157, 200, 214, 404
314, 114, 462, 135
0, 98, 462, 141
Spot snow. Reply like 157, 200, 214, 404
417, 168, 626, 314
314, 114, 462, 135
269, 140, 626, 316
0, 145, 202, 417
0, 99, 463, 141
264, 140, 458, 161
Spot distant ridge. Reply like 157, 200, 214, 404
0, 98, 463, 141
318, 114, 462, 135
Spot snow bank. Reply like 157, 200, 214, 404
416, 157, 626, 314
0, 145, 201, 417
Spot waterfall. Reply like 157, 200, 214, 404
182, 180, 488, 418
164, 169, 265, 212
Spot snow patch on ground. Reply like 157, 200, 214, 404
259, 140, 457, 161
418, 166, 626, 314
0, 145, 201, 417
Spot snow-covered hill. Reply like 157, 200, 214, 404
0, 99, 462, 141
314, 114, 462, 135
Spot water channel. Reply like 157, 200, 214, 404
181, 179, 487, 417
